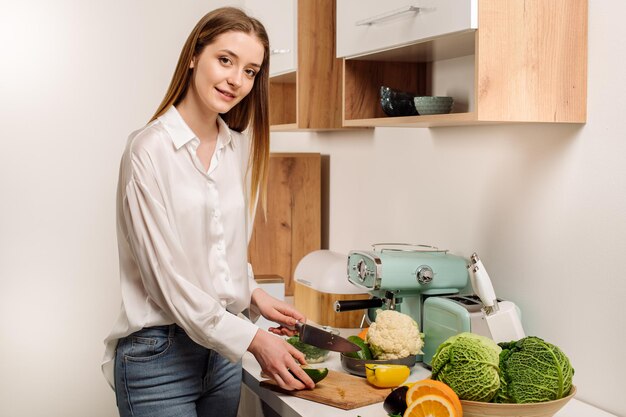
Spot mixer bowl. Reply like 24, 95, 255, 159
340, 353, 416, 377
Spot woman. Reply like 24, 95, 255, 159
102, 7, 314, 417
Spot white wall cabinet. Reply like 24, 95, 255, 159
244, 0, 297, 77
337, 0, 477, 59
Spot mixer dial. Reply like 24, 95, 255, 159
354, 259, 370, 282
416, 265, 434, 284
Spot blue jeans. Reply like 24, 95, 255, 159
114, 325, 242, 417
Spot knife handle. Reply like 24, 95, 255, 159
334, 298, 384, 312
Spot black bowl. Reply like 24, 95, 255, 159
380, 86, 418, 117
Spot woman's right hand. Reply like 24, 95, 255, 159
247, 329, 315, 391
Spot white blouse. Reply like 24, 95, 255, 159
102, 106, 260, 388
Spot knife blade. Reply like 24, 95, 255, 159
295, 321, 361, 353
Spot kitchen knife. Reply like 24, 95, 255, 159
295, 321, 361, 353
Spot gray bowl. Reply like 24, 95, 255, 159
413, 96, 454, 115
340, 353, 417, 377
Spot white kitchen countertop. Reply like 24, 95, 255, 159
241, 337, 617, 417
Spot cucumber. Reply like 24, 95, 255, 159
290, 366, 329, 384
343, 335, 374, 360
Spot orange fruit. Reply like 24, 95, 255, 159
357, 327, 369, 340
403, 394, 458, 417
406, 379, 462, 417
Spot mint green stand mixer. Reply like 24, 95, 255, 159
334, 245, 526, 366
334, 243, 470, 362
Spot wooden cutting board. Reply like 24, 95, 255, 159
260, 370, 392, 410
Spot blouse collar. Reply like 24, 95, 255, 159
158, 106, 234, 150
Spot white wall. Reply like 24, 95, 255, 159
1, 1, 624, 417
270, 3, 626, 416
0, 1, 233, 416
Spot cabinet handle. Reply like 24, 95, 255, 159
270, 48, 291, 55
355, 5, 421, 26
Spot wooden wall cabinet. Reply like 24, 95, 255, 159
339, 0, 588, 127
248, 153, 321, 296
269, 0, 344, 131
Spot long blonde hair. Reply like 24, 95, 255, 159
150, 7, 270, 214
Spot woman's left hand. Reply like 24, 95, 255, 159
251, 288, 305, 336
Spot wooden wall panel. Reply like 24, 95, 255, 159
248, 153, 321, 296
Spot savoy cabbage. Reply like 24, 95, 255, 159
495, 336, 574, 403
431, 332, 502, 402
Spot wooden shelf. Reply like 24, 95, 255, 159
343, 112, 479, 128
270, 123, 299, 132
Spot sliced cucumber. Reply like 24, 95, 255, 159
290, 366, 329, 384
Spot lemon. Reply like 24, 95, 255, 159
365, 364, 410, 388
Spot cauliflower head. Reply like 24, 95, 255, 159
366, 309, 424, 360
